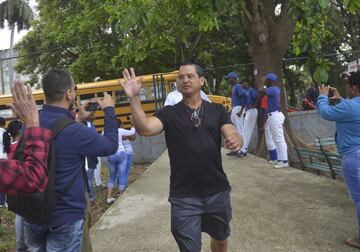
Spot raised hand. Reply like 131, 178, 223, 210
10, 81, 39, 128
97, 92, 114, 109
77, 100, 95, 122
329, 87, 342, 101
119, 68, 143, 98
319, 84, 330, 96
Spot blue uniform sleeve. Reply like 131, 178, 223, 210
265, 86, 279, 97
316, 94, 353, 121
235, 85, 245, 97
250, 88, 258, 99
75, 107, 119, 157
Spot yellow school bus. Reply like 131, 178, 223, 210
0, 71, 231, 131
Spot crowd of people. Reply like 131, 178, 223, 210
0, 61, 359, 251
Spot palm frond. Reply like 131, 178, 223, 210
0, 0, 34, 32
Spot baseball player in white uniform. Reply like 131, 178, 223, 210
259, 73, 288, 168
238, 80, 259, 156
225, 72, 247, 156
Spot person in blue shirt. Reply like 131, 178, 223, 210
23, 69, 119, 252
258, 73, 288, 168
225, 71, 246, 156
238, 79, 259, 157
317, 71, 360, 249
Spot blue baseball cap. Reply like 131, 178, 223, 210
265, 73, 278, 81
225, 72, 238, 79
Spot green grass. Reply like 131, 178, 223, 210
0, 208, 16, 252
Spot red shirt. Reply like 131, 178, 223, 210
261, 96, 268, 110
0, 127, 52, 195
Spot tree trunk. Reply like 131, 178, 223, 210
245, 0, 308, 162
9, 25, 15, 88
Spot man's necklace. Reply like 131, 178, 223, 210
183, 102, 204, 128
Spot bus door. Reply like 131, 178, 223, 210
152, 74, 166, 110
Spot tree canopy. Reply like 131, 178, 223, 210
13, 0, 360, 96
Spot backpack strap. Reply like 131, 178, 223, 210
47, 117, 80, 198
50, 117, 75, 139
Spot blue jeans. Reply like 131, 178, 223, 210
0, 193, 6, 205
16, 215, 27, 252
125, 153, 133, 189
342, 149, 360, 239
23, 218, 84, 252
87, 168, 95, 202
107, 151, 127, 191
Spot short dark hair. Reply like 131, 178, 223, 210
180, 61, 204, 77
3, 120, 22, 153
0, 117, 5, 127
241, 79, 250, 84
348, 71, 360, 88
42, 69, 73, 104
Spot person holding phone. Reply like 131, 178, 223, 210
317, 71, 360, 249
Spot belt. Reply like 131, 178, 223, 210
268, 111, 280, 116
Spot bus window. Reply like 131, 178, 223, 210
80, 93, 95, 104
35, 100, 44, 106
170, 81, 177, 92
149, 86, 165, 101
96, 92, 104, 98
139, 87, 148, 101
114, 90, 129, 104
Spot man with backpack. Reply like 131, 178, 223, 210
0, 81, 52, 195
18, 69, 118, 252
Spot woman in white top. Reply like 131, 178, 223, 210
122, 129, 136, 189
106, 119, 136, 204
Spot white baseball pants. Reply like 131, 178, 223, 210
230, 106, 245, 139
264, 111, 288, 161
241, 108, 258, 153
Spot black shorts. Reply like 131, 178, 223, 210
169, 190, 232, 252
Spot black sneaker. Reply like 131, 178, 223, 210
237, 151, 247, 157
226, 151, 238, 156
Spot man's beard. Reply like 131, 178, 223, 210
68, 100, 76, 112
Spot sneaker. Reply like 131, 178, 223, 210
226, 151, 238, 156
0, 203, 7, 208
274, 162, 289, 169
345, 238, 360, 249
96, 184, 106, 189
106, 197, 116, 204
236, 151, 247, 157
269, 160, 278, 164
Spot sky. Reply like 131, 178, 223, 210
0, 0, 37, 50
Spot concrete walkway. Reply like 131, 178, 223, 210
91, 150, 358, 252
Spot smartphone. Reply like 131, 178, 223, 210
328, 88, 334, 98
85, 102, 99, 111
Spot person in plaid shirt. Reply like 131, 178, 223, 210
0, 81, 51, 195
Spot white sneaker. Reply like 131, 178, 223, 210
274, 162, 289, 169
269, 160, 278, 164
107, 197, 116, 204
